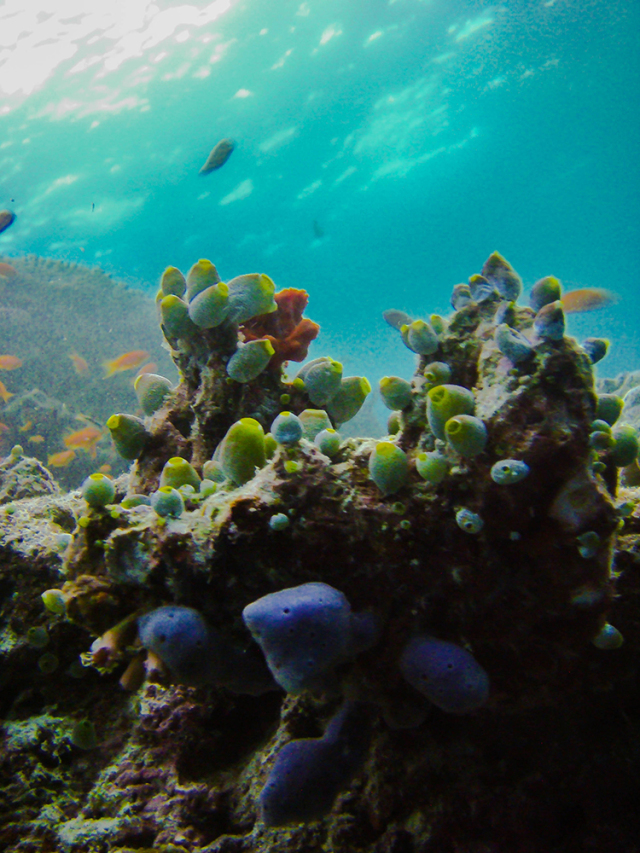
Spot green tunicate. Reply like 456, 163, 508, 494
427, 384, 475, 440
160, 457, 201, 490
429, 314, 447, 335
150, 486, 185, 518
27, 626, 49, 648
202, 459, 226, 483
369, 441, 409, 496
38, 653, 59, 674
160, 266, 187, 298
379, 376, 412, 411
534, 300, 565, 340
160, 294, 199, 338
611, 425, 639, 467
401, 319, 439, 356
185, 258, 222, 300
106, 413, 149, 460
271, 411, 303, 446
280, 393, 291, 404
590, 419, 612, 434
41, 589, 66, 615
482, 251, 522, 302
226, 273, 277, 324
445, 415, 488, 458
387, 411, 401, 435
227, 339, 275, 382
455, 507, 483, 534
10, 445, 23, 458
326, 376, 371, 426
199, 478, 217, 498
284, 460, 302, 474
596, 394, 623, 427
188, 281, 230, 329
70, 720, 98, 750
81, 472, 116, 508
298, 409, 332, 441
423, 361, 451, 389
314, 428, 341, 457
592, 622, 624, 650
297, 357, 343, 406
529, 275, 562, 312
134, 373, 174, 416
121, 494, 151, 508
264, 432, 278, 459
269, 512, 290, 531
219, 418, 266, 485
415, 451, 449, 484
589, 430, 614, 451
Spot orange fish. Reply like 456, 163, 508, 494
0, 355, 22, 370
561, 288, 617, 314
19, 420, 33, 432
69, 352, 89, 375
98, 463, 112, 474
28, 435, 45, 443
0, 380, 13, 403
0, 262, 18, 278
134, 362, 158, 379
63, 426, 102, 459
103, 350, 150, 377
48, 449, 76, 467
0, 422, 9, 433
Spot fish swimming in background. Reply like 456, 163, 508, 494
0, 422, 9, 433
561, 287, 617, 313
28, 435, 45, 444
19, 420, 33, 432
103, 350, 150, 377
48, 449, 76, 467
63, 426, 102, 458
0, 355, 22, 370
134, 361, 158, 379
0, 380, 13, 402
383, 309, 414, 331
0, 262, 17, 278
312, 220, 325, 239
69, 352, 89, 375
0, 210, 16, 235
199, 138, 235, 175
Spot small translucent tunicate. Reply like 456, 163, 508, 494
150, 486, 185, 518
592, 622, 624, 650
271, 412, 303, 446
576, 531, 600, 559
70, 720, 98, 750
27, 626, 49, 648
269, 512, 290, 531
455, 508, 483, 534
41, 589, 66, 615
490, 459, 530, 485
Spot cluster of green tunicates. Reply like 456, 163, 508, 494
426, 384, 488, 458
588, 394, 639, 469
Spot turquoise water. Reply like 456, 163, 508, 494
0, 0, 638, 387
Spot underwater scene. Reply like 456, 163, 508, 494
1, 0, 639, 850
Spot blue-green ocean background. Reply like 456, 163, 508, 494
1, 0, 638, 399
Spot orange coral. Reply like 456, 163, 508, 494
241, 288, 319, 370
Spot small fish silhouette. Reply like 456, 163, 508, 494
48, 449, 76, 467
561, 288, 617, 313
0, 380, 13, 403
0, 355, 22, 370
103, 350, 150, 377
0, 210, 16, 235
69, 352, 89, 375
199, 138, 235, 175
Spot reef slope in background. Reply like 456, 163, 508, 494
1, 253, 640, 853
0, 255, 177, 488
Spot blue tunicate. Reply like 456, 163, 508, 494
399, 635, 489, 714
269, 512, 290, 531
490, 459, 530, 485
259, 702, 371, 827
242, 582, 377, 693
138, 605, 275, 694
271, 411, 303, 446
468, 274, 495, 303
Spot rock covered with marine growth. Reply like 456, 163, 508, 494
0, 252, 637, 853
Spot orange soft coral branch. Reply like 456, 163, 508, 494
241, 288, 320, 370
